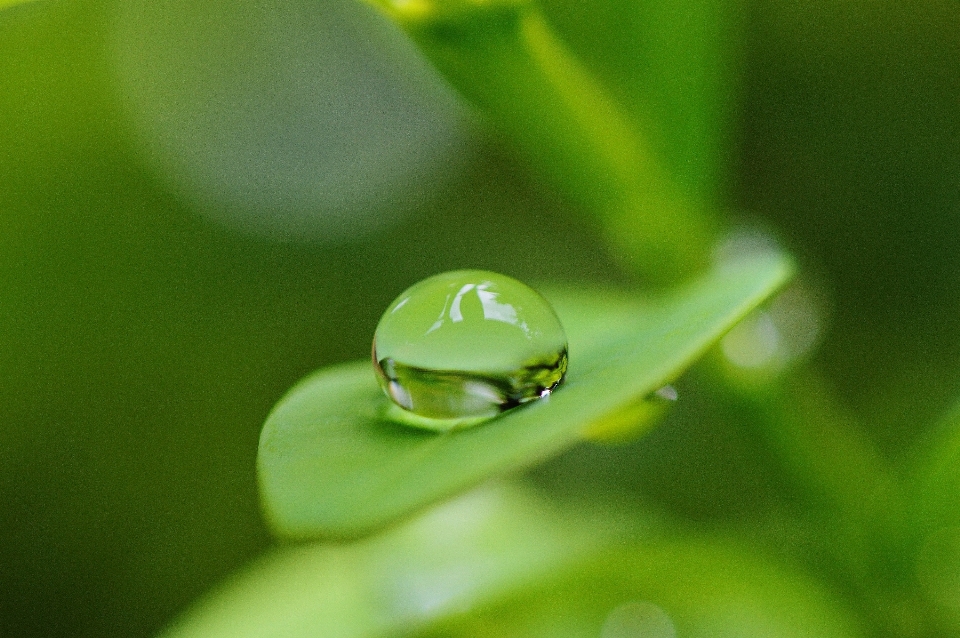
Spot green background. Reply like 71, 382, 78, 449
1, 0, 959, 635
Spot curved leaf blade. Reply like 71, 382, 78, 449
161, 484, 616, 638
909, 398, 960, 535
163, 482, 861, 638
258, 254, 793, 538
428, 541, 865, 638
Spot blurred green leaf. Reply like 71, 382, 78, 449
910, 399, 960, 536
538, 0, 742, 205
0, 0, 41, 10
904, 399, 960, 630
367, 0, 718, 282
164, 482, 862, 638
429, 539, 866, 638
160, 483, 630, 638
733, 372, 902, 570
257, 254, 793, 538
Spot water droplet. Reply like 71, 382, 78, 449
601, 601, 676, 638
373, 270, 568, 426
653, 384, 678, 402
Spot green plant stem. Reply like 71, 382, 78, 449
755, 373, 900, 541
724, 368, 934, 635
906, 396, 960, 537
368, 0, 716, 284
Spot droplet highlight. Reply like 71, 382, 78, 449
373, 270, 568, 426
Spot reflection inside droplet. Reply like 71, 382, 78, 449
601, 601, 676, 638
373, 270, 568, 428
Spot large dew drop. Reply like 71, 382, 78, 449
373, 270, 568, 427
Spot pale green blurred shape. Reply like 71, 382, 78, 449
430, 538, 865, 638
110, 0, 465, 241
161, 483, 608, 638
164, 482, 864, 638
601, 601, 676, 638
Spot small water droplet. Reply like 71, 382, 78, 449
601, 601, 676, 638
654, 384, 678, 402
373, 270, 568, 426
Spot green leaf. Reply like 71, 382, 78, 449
538, 0, 742, 206
367, 0, 717, 282
257, 254, 793, 538
427, 540, 866, 638
160, 484, 629, 638
730, 372, 903, 574
0, 0, 42, 10
909, 398, 960, 535
162, 482, 862, 638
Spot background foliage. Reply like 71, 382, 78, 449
2, 0, 959, 636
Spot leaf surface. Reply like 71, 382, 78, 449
163, 482, 862, 638
162, 484, 615, 638
258, 254, 793, 538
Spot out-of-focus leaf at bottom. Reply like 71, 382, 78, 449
159, 483, 630, 638
425, 540, 866, 638
162, 482, 863, 638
